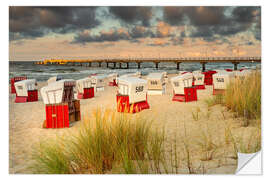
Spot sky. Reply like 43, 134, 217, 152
9, 6, 261, 61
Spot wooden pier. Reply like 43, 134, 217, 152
35, 57, 261, 71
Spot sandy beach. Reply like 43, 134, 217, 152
9, 74, 260, 174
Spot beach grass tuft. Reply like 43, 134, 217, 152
224, 71, 261, 122
30, 108, 165, 174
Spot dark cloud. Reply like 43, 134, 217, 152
72, 26, 154, 44
72, 29, 130, 44
9, 6, 100, 41
163, 7, 186, 26
109, 7, 153, 26
10, 6, 261, 44
129, 26, 153, 39
162, 6, 261, 41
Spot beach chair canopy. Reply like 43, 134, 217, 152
76, 77, 93, 94
117, 77, 147, 103
147, 73, 165, 90
15, 79, 37, 96
213, 72, 234, 90
41, 79, 75, 104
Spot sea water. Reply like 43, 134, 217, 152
9, 61, 260, 82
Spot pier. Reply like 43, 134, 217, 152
36, 57, 261, 71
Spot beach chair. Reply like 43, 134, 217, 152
107, 73, 118, 86
40, 79, 81, 128
212, 72, 234, 95
90, 75, 106, 92
10, 76, 27, 94
14, 79, 38, 103
202, 70, 217, 85
192, 71, 205, 90
116, 77, 149, 113
171, 74, 197, 102
76, 77, 94, 99
147, 73, 166, 95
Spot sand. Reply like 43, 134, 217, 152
9, 74, 260, 174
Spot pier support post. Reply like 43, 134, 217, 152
127, 62, 129, 69
233, 62, 239, 70
113, 62, 116, 69
155, 62, 159, 69
98, 62, 102, 67
119, 63, 122, 69
201, 62, 207, 72
88, 62, 91, 67
138, 62, 141, 69
106, 62, 109, 68
176, 62, 181, 70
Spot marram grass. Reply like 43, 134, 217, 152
30, 108, 166, 174
224, 71, 261, 120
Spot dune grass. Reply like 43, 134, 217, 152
205, 71, 261, 127
224, 71, 261, 121
30, 108, 166, 174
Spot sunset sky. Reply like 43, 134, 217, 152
9, 6, 261, 61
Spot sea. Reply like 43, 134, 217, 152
9, 61, 260, 82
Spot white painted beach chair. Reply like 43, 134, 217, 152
40, 79, 75, 104
117, 77, 148, 103
15, 79, 37, 97
212, 72, 234, 90
90, 75, 106, 92
76, 77, 93, 94
147, 72, 166, 95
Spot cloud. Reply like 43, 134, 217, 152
155, 21, 172, 38
162, 6, 261, 41
9, 6, 100, 41
147, 38, 170, 47
72, 28, 130, 44
109, 7, 153, 26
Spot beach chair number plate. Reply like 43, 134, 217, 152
135, 86, 144, 93
217, 78, 224, 82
